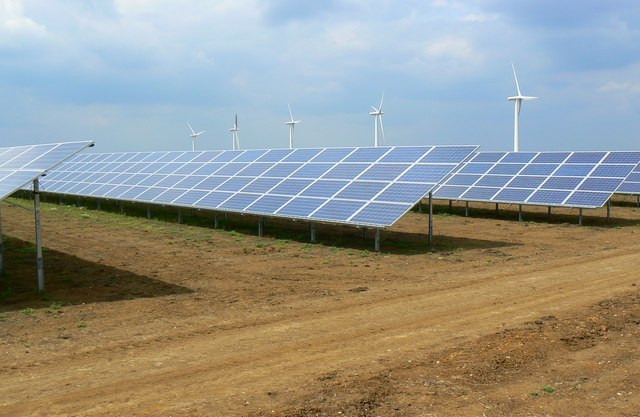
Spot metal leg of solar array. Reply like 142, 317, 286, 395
0, 205, 4, 276
578, 208, 583, 226
147, 206, 151, 219
310, 222, 316, 243
495, 203, 499, 217
418, 201, 423, 213
547, 206, 551, 219
607, 199, 611, 221
518, 205, 523, 222
119, 201, 124, 215
363, 227, 368, 239
76, 197, 81, 207
58, 196, 62, 205
214, 213, 219, 229
97, 200, 101, 210
448, 200, 452, 212
258, 217, 264, 237
465, 201, 469, 217
637, 195, 639, 207
34, 179, 45, 292
374, 229, 381, 252
428, 192, 433, 246
178, 209, 182, 224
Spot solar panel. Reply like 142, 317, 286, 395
433, 151, 640, 208
38, 146, 477, 228
0, 141, 94, 200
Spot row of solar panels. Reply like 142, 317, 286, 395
31, 146, 478, 228
0, 142, 95, 201
432, 151, 640, 208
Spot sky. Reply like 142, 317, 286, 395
1, 0, 640, 153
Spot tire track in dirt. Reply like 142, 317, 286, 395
1, 249, 638, 416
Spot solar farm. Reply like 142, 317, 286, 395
1, 142, 640, 416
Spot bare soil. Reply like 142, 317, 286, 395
0, 196, 639, 416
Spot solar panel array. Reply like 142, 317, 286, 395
433, 151, 640, 208
0, 141, 94, 200
617, 162, 640, 195
38, 146, 477, 228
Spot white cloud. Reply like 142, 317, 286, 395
424, 37, 474, 60
0, 0, 46, 37
599, 81, 640, 95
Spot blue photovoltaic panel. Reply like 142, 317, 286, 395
434, 151, 640, 208
0, 141, 94, 200
38, 145, 478, 227
616, 162, 640, 195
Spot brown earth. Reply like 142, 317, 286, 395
0, 196, 639, 417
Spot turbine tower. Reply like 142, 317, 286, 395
229, 114, 240, 150
508, 62, 538, 152
285, 103, 301, 149
187, 123, 205, 151
369, 94, 385, 147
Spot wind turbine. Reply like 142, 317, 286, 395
369, 94, 385, 147
508, 62, 538, 152
285, 103, 301, 148
229, 114, 240, 150
187, 123, 205, 151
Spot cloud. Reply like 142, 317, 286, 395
0, 0, 47, 40
599, 81, 640, 95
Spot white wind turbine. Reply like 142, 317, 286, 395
369, 94, 385, 147
285, 103, 301, 149
187, 123, 205, 151
508, 62, 538, 152
229, 114, 240, 150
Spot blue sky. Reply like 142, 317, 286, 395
1, 0, 640, 152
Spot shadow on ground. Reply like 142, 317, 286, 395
0, 236, 192, 312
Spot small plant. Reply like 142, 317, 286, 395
81, 213, 91, 219
21, 307, 35, 316
255, 243, 265, 248
331, 246, 340, 253
541, 385, 555, 394
77, 322, 87, 329
0, 312, 6, 321
530, 391, 539, 397
50, 302, 63, 310
302, 243, 313, 250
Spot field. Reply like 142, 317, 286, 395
0, 197, 639, 416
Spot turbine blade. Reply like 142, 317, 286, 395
379, 93, 384, 111
235, 114, 238, 128
288, 103, 294, 122
371, 106, 378, 112
511, 61, 522, 96
379, 116, 385, 144
187, 122, 195, 135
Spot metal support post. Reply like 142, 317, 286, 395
363, 227, 368, 239
465, 201, 469, 217
607, 199, 611, 220
310, 222, 316, 243
428, 192, 433, 246
146, 206, 151, 219
548, 206, 551, 219
258, 217, 264, 237
214, 213, 219, 228
418, 201, 423, 213
495, 203, 499, 217
97, 200, 101, 210
119, 201, 124, 215
518, 205, 523, 222
0, 206, 4, 276
178, 209, 182, 224
34, 179, 45, 292
58, 196, 62, 205
448, 200, 452, 212
578, 208, 583, 226
374, 228, 381, 252
637, 195, 639, 207
76, 197, 81, 207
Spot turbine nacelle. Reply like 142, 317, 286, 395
370, 94, 386, 147
286, 103, 301, 148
